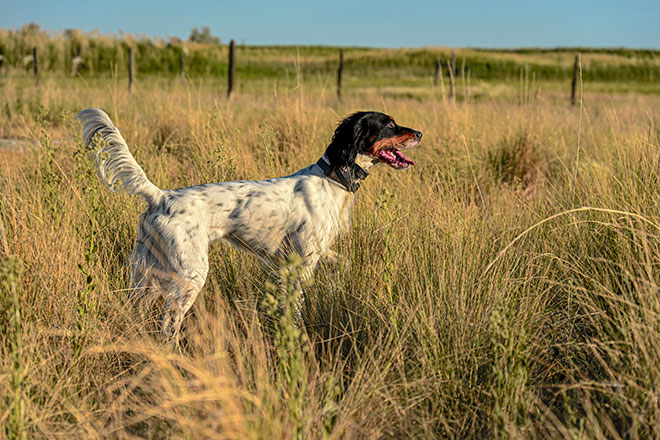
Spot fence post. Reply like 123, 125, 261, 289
524, 63, 530, 104
460, 57, 466, 99
571, 53, 581, 106
179, 49, 184, 80
71, 56, 82, 76
437, 59, 447, 100
33, 47, 38, 86
466, 69, 471, 102
337, 49, 344, 100
128, 47, 134, 94
227, 39, 235, 98
434, 58, 441, 86
447, 59, 455, 101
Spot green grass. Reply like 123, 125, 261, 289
2, 26, 660, 91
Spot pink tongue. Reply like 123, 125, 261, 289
378, 149, 415, 166
393, 150, 414, 165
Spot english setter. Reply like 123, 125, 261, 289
78, 109, 422, 343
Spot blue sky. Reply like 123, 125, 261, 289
1, 0, 659, 48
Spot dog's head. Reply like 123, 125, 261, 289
324, 111, 422, 172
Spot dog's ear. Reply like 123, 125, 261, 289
325, 112, 369, 169
352, 116, 369, 153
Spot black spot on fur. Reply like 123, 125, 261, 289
228, 200, 245, 220
296, 221, 307, 233
216, 202, 224, 207
229, 208, 241, 220
294, 181, 305, 194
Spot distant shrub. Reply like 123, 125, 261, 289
188, 26, 221, 46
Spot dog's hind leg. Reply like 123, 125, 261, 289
132, 216, 210, 348
127, 231, 168, 317
128, 259, 155, 306
160, 265, 208, 349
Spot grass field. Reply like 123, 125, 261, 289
2, 34, 660, 439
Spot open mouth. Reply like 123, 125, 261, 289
377, 148, 415, 169
375, 137, 420, 169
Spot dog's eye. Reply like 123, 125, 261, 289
387, 121, 395, 128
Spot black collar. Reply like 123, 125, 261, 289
316, 157, 369, 193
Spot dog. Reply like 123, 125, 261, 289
77, 109, 422, 344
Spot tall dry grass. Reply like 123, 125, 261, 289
1, 73, 660, 439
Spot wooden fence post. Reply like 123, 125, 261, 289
179, 49, 184, 80
524, 63, 529, 104
460, 57, 466, 99
337, 49, 344, 100
466, 69, 471, 102
437, 59, 447, 100
227, 39, 235, 98
128, 47, 134, 93
519, 65, 531, 105
434, 58, 441, 86
33, 47, 38, 85
447, 59, 455, 101
71, 56, 82, 76
571, 53, 581, 106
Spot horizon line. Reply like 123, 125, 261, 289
1, 24, 659, 52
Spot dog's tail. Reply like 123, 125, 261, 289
77, 108, 163, 207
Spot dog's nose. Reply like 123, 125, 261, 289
415, 131, 423, 139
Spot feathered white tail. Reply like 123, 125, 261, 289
77, 108, 163, 206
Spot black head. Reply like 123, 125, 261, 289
324, 111, 422, 172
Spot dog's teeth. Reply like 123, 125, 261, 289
378, 149, 396, 161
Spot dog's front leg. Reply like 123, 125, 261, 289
292, 258, 319, 326
266, 255, 318, 328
